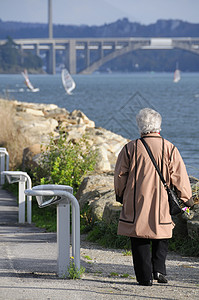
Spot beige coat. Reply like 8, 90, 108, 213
114, 133, 193, 239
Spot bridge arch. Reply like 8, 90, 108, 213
79, 39, 199, 74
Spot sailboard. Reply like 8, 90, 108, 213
173, 63, 181, 83
61, 68, 76, 95
21, 69, 40, 92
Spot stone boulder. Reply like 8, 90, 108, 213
76, 174, 122, 223
15, 113, 59, 144
22, 144, 46, 170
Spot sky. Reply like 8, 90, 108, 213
0, 0, 199, 26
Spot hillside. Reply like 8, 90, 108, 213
1, 18, 199, 39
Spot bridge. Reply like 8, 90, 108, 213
1, 37, 199, 74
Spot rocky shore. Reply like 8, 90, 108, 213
8, 99, 129, 173
0, 98, 198, 239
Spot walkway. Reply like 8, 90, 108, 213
0, 188, 199, 300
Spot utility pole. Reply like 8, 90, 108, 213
48, 0, 55, 73
48, 0, 53, 38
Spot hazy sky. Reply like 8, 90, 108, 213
0, 0, 199, 26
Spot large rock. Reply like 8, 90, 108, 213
22, 144, 46, 170
15, 113, 59, 144
76, 174, 122, 223
85, 127, 128, 172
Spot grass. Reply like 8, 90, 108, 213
122, 250, 132, 256
168, 234, 199, 257
83, 255, 92, 260
0, 99, 30, 169
110, 272, 119, 277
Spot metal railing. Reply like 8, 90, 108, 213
0, 148, 9, 185
3, 171, 32, 224
25, 184, 80, 277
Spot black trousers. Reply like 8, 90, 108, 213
130, 237, 169, 282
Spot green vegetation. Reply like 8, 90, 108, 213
66, 257, 85, 279
110, 272, 119, 277
0, 36, 42, 73
169, 234, 199, 257
83, 255, 92, 260
33, 131, 97, 194
122, 250, 132, 256
86, 220, 131, 250
30, 131, 97, 230
0, 100, 29, 169
121, 273, 130, 278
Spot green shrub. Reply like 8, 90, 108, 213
29, 131, 97, 230
33, 131, 97, 194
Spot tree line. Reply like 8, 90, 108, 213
0, 37, 42, 73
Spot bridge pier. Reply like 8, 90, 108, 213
33, 43, 39, 56
68, 40, 76, 74
47, 42, 56, 74
85, 42, 90, 68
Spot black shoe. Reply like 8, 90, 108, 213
138, 280, 153, 286
153, 272, 168, 283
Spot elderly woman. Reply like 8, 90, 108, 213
114, 108, 194, 286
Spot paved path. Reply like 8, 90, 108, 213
0, 188, 199, 300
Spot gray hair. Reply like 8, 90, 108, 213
136, 108, 162, 134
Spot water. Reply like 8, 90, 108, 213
0, 72, 199, 177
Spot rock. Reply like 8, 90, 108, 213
85, 127, 128, 172
76, 174, 122, 224
22, 144, 46, 170
69, 110, 95, 128
76, 174, 114, 207
103, 201, 122, 224
187, 220, 199, 239
1, 98, 129, 173
15, 113, 59, 144
13, 100, 58, 112
185, 203, 199, 239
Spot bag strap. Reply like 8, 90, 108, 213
140, 137, 168, 190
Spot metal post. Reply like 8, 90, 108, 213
26, 174, 32, 224
57, 202, 70, 277
18, 179, 26, 223
0, 148, 9, 185
0, 153, 5, 185
72, 204, 75, 258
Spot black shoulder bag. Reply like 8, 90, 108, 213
140, 137, 182, 215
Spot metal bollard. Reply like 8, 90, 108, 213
24, 184, 80, 278
0, 148, 9, 185
3, 171, 32, 224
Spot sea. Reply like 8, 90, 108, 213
0, 72, 199, 178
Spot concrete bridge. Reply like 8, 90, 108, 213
1, 37, 199, 74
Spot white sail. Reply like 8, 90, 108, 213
173, 69, 181, 83
173, 63, 181, 83
21, 69, 40, 92
61, 68, 76, 95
